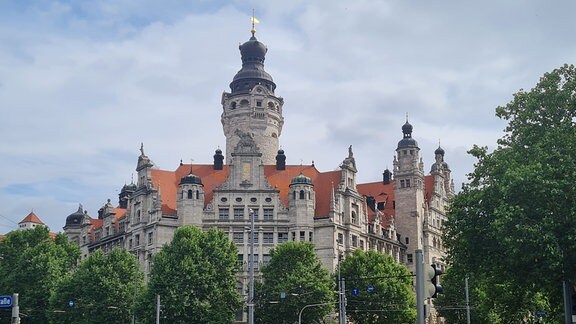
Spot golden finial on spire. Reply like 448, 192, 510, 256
250, 9, 260, 36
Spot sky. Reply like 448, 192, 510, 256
1, 0, 575, 234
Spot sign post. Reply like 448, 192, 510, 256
11, 293, 20, 324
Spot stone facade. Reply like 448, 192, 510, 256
63, 29, 454, 322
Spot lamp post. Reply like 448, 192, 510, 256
298, 302, 336, 324
248, 208, 255, 324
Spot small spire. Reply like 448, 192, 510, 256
140, 142, 145, 155
330, 182, 336, 212
250, 9, 259, 37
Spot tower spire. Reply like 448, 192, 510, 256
250, 9, 259, 37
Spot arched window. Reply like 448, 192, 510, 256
187, 189, 193, 199
299, 190, 305, 200
196, 190, 200, 199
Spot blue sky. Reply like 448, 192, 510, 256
1, 0, 576, 233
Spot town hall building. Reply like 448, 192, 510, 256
63, 28, 454, 314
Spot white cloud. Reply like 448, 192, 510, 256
1, 0, 576, 233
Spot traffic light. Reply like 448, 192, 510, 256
425, 264, 443, 298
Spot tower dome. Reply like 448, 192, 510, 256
230, 31, 276, 94
180, 173, 203, 186
65, 204, 85, 227
290, 173, 313, 186
397, 120, 418, 149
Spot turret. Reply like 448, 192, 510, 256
221, 30, 284, 165
177, 171, 205, 226
289, 173, 315, 241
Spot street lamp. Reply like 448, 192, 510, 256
298, 302, 337, 324
248, 208, 255, 324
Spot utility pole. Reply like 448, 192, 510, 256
416, 249, 425, 324
562, 279, 572, 324
11, 293, 20, 324
465, 276, 471, 324
248, 208, 255, 324
337, 257, 346, 324
156, 294, 161, 324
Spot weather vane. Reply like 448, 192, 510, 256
250, 9, 259, 36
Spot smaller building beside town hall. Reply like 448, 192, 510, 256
62, 28, 454, 309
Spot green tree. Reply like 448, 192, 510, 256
0, 226, 80, 324
443, 64, 576, 322
435, 266, 552, 323
137, 226, 241, 324
49, 248, 144, 324
339, 249, 416, 324
255, 242, 335, 324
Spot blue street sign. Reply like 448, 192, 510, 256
0, 295, 12, 308
367, 285, 375, 293
534, 311, 546, 317
352, 288, 360, 296
68, 300, 75, 308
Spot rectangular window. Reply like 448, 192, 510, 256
278, 232, 288, 243
148, 232, 153, 245
234, 208, 244, 220
263, 208, 274, 221
309, 231, 313, 242
135, 234, 140, 247
263, 254, 271, 265
219, 208, 229, 220
292, 232, 296, 241
337, 233, 343, 245
263, 232, 274, 244
351, 235, 357, 247
252, 232, 259, 244
300, 231, 305, 242
251, 208, 259, 220
250, 255, 259, 271
360, 239, 364, 250
233, 232, 244, 243
237, 254, 243, 267
407, 253, 414, 263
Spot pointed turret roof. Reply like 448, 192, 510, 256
19, 211, 44, 225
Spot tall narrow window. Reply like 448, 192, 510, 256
234, 208, 244, 220
219, 208, 229, 220
263, 208, 274, 221
299, 190, 305, 199
187, 189, 193, 199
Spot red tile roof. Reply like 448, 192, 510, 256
151, 164, 230, 216
357, 180, 396, 219
150, 164, 343, 218
19, 211, 45, 225
264, 165, 342, 217
147, 164, 437, 227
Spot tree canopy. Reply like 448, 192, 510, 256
137, 226, 242, 324
49, 248, 144, 324
0, 226, 80, 324
339, 249, 416, 324
254, 242, 335, 324
441, 64, 576, 322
